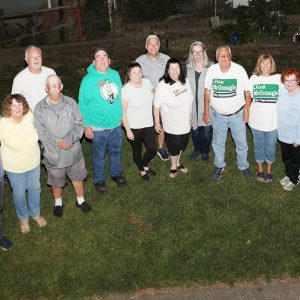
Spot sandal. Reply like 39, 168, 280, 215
256, 172, 265, 183
177, 165, 188, 174
20, 220, 30, 234
265, 173, 273, 183
169, 169, 177, 179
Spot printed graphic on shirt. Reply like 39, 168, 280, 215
253, 84, 279, 103
99, 79, 119, 104
212, 78, 237, 98
173, 87, 187, 97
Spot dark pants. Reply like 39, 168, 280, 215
280, 141, 300, 184
128, 127, 157, 171
191, 125, 213, 155
165, 132, 190, 156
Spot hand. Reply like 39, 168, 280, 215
154, 123, 162, 134
56, 139, 72, 150
202, 111, 210, 125
84, 127, 93, 139
126, 129, 134, 140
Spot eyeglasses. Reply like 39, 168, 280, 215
284, 79, 297, 83
192, 51, 204, 54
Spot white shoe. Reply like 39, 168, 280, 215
283, 181, 295, 191
280, 176, 290, 186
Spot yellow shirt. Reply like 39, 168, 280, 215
0, 112, 40, 173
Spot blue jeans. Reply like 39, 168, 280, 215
251, 128, 278, 164
92, 126, 123, 183
211, 109, 249, 170
191, 125, 213, 155
6, 165, 41, 221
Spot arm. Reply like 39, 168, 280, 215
78, 79, 93, 139
121, 98, 134, 140
203, 88, 211, 124
62, 99, 85, 145
244, 91, 252, 123
153, 106, 161, 134
34, 107, 61, 147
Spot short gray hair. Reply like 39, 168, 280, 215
145, 34, 160, 47
45, 74, 62, 87
25, 45, 41, 59
216, 45, 232, 57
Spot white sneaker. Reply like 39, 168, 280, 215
283, 181, 295, 191
280, 176, 290, 186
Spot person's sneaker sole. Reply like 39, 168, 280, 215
280, 176, 290, 186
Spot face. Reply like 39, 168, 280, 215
168, 63, 181, 82
25, 47, 42, 73
260, 59, 272, 76
46, 76, 63, 99
146, 37, 160, 57
11, 99, 23, 119
216, 47, 232, 70
128, 66, 142, 83
192, 44, 204, 63
283, 74, 299, 92
94, 50, 110, 73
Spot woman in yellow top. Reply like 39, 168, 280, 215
0, 94, 46, 233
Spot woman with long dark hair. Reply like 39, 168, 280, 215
154, 58, 193, 178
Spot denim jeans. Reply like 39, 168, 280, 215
211, 109, 249, 170
92, 126, 123, 183
191, 125, 213, 155
251, 128, 278, 164
6, 165, 41, 221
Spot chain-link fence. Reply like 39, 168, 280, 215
1, 0, 300, 47
80, 0, 250, 39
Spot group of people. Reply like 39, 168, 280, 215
0, 35, 299, 252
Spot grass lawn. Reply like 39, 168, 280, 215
0, 39, 300, 299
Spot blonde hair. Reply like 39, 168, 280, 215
253, 54, 276, 76
186, 41, 212, 69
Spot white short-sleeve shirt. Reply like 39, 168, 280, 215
154, 80, 193, 134
122, 78, 154, 129
205, 61, 249, 115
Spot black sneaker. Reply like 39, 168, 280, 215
0, 236, 13, 251
241, 168, 253, 179
211, 167, 224, 181
75, 201, 92, 214
95, 182, 107, 195
53, 205, 63, 218
157, 148, 169, 161
111, 175, 127, 187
